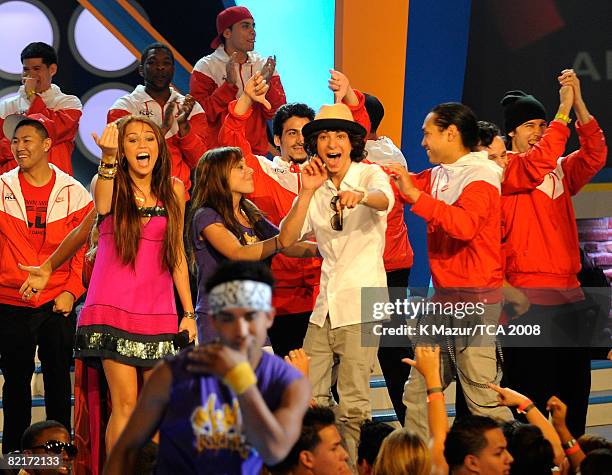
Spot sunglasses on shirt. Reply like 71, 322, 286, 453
30, 440, 78, 458
330, 195, 343, 231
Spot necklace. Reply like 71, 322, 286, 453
134, 187, 151, 206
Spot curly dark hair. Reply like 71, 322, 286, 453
477, 120, 501, 147
304, 129, 367, 162
272, 103, 315, 138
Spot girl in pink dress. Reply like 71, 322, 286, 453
75, 116, 196, 453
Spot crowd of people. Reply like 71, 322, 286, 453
0, 4, 610, 475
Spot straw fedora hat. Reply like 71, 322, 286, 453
302, 103, 366, 139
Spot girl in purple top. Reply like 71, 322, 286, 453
186, 147, 318, 341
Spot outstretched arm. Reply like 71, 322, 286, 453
489, 384, 564, 465
19, 208, 96, 299
502, 81, 574, 193
278, 157, 327, 248
557, 69, 607, 195
547, 396, 586, 471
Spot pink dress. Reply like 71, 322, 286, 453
75, 211, 178, 368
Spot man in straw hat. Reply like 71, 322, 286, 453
190, 5, 286, 155
278, 99, 394, 466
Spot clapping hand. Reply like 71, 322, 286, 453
260, 55, 276, 84
177, 95, 196, 136
225, 52, 239, 85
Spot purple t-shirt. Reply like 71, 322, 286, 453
155, 350, 302, 475
192, 207, 278, 317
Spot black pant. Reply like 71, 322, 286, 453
0, 302, 75, 453
268, 311, 311, 357
502, 303, 591, 437
377, 268, 413, 424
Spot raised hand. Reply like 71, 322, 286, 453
244, 71, 271, 110
225, 52, 239, 86
91, 122, 118, 161
161, 99, 177, 136
301, 156, 328, 191
260, 55, 276, 84
402, 345, 441, 381
328, 69, 350, 104
178, 95, 196, 125
18, 261, 52, 301
177, 95, 195, 137
546, 396, 568, 429
558, 69, 582, 106
284, 348, 310, 377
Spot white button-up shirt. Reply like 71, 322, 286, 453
296, 161, 394, 328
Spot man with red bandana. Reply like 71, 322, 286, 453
190, 5, 286, 155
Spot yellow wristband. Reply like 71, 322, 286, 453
554, 113, 571, 124
223, 361, 257, 395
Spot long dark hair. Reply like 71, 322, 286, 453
187, 147, 267, 268
88, 115, 181, 271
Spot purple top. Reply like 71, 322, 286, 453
192, 207, 278, 317
155, 350, 302, 475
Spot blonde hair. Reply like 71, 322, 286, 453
372, 429, 431, 475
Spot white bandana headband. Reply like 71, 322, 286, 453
208, 280, 272, 315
